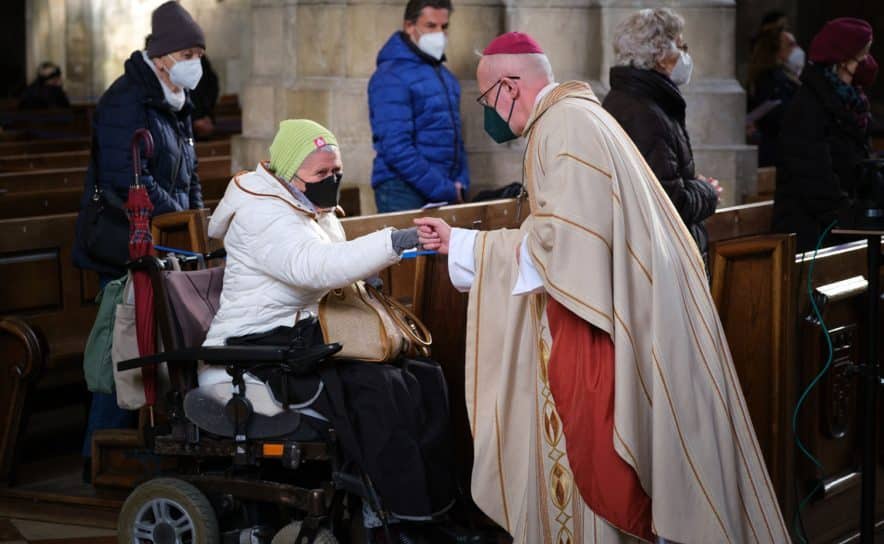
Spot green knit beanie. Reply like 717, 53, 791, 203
269, 119, 339, 181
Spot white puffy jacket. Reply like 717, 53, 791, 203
200, 164, 399, 407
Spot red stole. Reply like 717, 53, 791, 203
546, 297, 655, 542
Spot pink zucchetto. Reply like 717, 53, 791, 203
482, 32, 545, 56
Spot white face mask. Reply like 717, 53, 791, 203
786, 46, 806, 77
670, 50, 693, 87
417, 31, 447, 61
167, 56, 203, 90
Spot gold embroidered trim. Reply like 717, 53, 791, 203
613, 311, 653, 407
613, 426, 641, 470
528, 246, 614, 330
672, 277, 772, 543
651, 348, 732, 543
470, 232, 489, 438
533, 213, 613, 253
494, 405, 512, 532
532, 297, 554, 543
556, 152, 613, 179
626, 242, 653, 284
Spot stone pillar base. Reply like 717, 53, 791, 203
693, 144, 758, 208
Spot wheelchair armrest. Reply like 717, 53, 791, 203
127, 255, 166, 272
116, 343, 342, 372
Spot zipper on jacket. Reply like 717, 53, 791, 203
433, 66, 460, 181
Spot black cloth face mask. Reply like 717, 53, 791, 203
300, 172, 343, 209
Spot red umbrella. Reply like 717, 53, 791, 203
125, 128, 158, 410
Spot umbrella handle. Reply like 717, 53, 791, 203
131, 129, 155, 188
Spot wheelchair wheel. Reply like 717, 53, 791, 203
271, 521, 337, 544
118, 477, 220, 544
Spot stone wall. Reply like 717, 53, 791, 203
26, 0, 756, 211
25, 0, 251, 102
235, 0, 755, 213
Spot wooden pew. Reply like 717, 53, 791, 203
0, 200, 876, 542
0, 138, 90, 156
0, 140, 231, 172
745, 167, 777, 204
787, 243, 884, 543
0, 210, 214, 524
0, 106, 94, 140
0, 213, 103, 490
0, 155, 232, 194
710, 231, 884, 542
0, 182, 360, 220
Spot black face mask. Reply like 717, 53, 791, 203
302, 172, 343, 209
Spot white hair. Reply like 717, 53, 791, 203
529, 53, 555, 82
613, 8, 684, 69
304, 143, 339, 161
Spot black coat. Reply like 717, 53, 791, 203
603, 66, 718, 253
748, 66, 799, 167
190, 55, 219, 122
73, 51, 203, 275
18, 82, 71, 110
772, 64, 870, 252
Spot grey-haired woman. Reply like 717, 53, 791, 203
602, 7, 721, 254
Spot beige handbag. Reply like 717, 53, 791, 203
318, 281, 432, 362
111, 272, 170, 410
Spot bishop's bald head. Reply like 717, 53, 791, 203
477, 32, 555, 138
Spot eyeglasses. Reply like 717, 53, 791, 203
676, 42, 689, 53
476, 76, 520, 108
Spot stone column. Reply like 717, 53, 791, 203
25, 0, 67, 89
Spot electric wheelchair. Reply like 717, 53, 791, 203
113, 252, 469, 544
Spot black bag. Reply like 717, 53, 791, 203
226, 318, 328, 404
225, 317, 324, 350
470, 181, 524, 203
80, 136, 130, 267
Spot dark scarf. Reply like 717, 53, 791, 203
822, 65, 871, 130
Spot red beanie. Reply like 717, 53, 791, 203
808, 18, 873, 64
483, 32, 544, 55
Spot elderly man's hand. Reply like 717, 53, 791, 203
414, 217, 452, 255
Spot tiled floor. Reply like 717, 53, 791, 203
0, 518, 116, 544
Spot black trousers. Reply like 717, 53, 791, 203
264, 358, 456, 519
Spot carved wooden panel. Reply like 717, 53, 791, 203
709, 233, 796, 518
0, 213, 98, 370
0, 177, 230, 220
790, 241, 884, 543
413, 254, 472, 488
0, 250, 62, 313
151, 209, 211, 255
0, 140, 229, 172
0, 318, 45, 484
705, 200, 773, 243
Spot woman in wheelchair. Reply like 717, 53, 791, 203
191, 119, 454, 542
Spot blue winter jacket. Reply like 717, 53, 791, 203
73, 51, 203, 274
368, 32, 469, 203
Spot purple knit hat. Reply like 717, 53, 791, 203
146, 1, 206, 58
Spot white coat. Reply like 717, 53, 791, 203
200, 163, 400, 412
